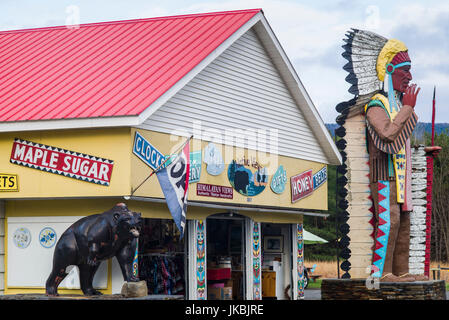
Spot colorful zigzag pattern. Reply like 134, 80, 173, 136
371, 181, 391, 278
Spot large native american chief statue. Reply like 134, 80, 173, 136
336, 29, 430, 282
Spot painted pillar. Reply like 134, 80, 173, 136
245, 219, 261, 300
292, 223, 304, 299
0, 200, 4, 295
409, 145, 427, 275
188, 220, 206, 300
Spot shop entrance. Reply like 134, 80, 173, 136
260, 223, 293, 300
137, 218, 187, 298
206, 213, 246, 300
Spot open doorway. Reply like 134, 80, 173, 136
206, 213, 246, 300
261, 223, 293, 300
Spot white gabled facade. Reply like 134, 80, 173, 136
139, 27, 329, 164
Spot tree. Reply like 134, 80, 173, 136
428, 130, 449, 262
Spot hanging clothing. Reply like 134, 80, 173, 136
138, 255, 185, 295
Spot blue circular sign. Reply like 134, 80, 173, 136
39, 227, 57, 248
228, 160, 268, 197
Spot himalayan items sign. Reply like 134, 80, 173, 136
291, 166, 327, 203
10, 138, 114, 186
197, 183, 233, 199
0, 173, 18, 191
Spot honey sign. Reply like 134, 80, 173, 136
0, 174, 18, 191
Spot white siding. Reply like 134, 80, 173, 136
138, 28, 328, 163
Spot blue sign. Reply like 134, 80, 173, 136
270, 165, 287, 194
228, 160, 268, 197
312, 166, 327, 190
133, 132, 166, 170
189, 151, 202, 183
39, 227, 57, 248
165, 150, 201, 183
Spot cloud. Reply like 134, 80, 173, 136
0, 0, 448, 122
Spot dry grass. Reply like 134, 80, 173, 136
305, 260, 339, 278
430, 261, 449, 282
305, 260, 449, 281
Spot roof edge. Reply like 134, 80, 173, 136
0, 115, 140, 132
0, 9, 262, 34
252, 16, 342, 165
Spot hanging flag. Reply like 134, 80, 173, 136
156, 141, 190, 239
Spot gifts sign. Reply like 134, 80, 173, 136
10, 138, 114, 186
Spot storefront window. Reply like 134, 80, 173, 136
138, 219, 186, 297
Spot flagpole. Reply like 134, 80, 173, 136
130, 135, 193, 196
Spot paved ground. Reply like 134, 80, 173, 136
304, 289, 449, 300
304, 289, 322, 300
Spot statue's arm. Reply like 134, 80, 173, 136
366, 104, 415, 143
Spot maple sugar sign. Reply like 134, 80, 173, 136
290, 166, 327, 203
10, 138, 114, 186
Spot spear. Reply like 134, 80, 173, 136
431, 86, 436, 146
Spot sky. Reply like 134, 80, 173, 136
1, 0, 448, 123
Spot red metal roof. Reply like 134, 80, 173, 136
0, 9, 260, 122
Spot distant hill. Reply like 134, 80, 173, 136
326, 122, 449, 140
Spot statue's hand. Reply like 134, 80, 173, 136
425, 146, 442, 158
402, 84, 420, 108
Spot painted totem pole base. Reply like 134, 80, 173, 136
321, 278, 446, 300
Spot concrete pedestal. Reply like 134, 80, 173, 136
322, 278, 446, 300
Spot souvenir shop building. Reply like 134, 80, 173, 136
0, 9, 341, 299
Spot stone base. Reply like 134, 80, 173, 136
121, 281, 148, 298
322, 278, 447, 300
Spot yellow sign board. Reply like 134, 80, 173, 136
0, 174, 19, 191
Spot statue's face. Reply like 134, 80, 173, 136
392, 64, 412, 93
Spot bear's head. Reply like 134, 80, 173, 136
112, 204, 143, 239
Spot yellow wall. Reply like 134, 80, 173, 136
4, 198, 303, 294
0, 128, 131, 199
5, 198, 303, 224
131, 129, 328, 211
0, 127, 328, 211
4, 198, 121, 295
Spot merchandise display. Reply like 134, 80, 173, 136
137, 219, 185, 296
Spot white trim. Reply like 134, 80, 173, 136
7, 216, 84, 223
128, 196, 329, 218
187, 220, 198, 300
292, 224, 298, 299
0, 116, 140, 133
245, 218, 254, 300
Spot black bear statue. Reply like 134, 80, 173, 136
45, 203, 143, 296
